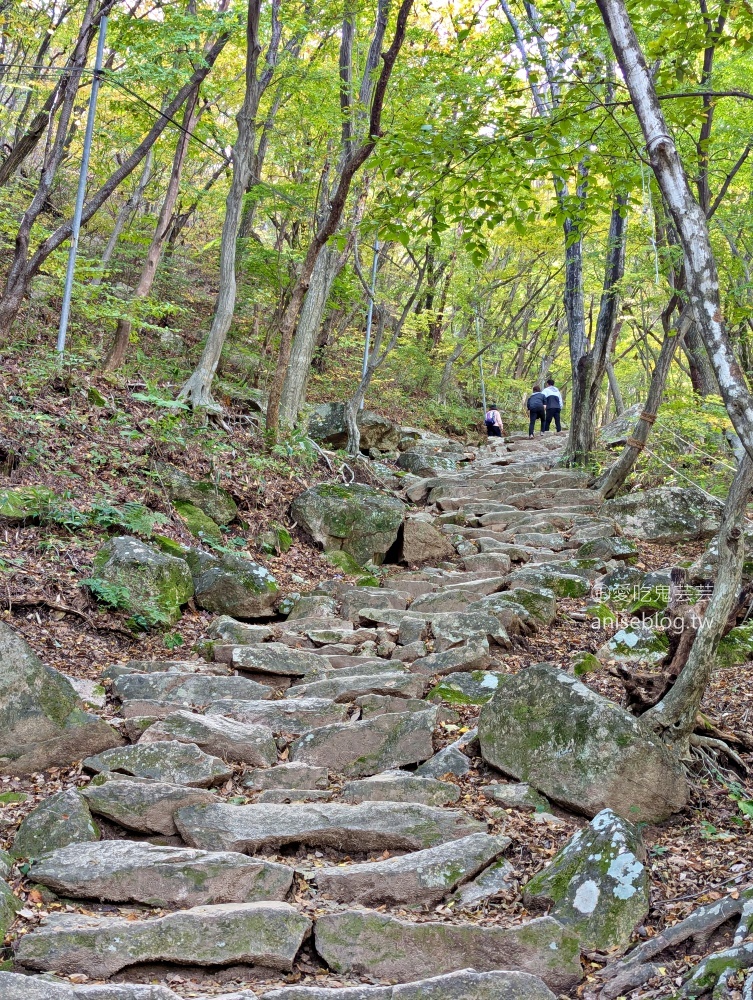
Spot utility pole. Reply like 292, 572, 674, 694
57, 16, 108, 357
475, 310, 487, 413
360, 238, 381, 409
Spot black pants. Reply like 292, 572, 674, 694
545, 408, 561, 432
487, 426, 502, 438
528, 407, 545, 435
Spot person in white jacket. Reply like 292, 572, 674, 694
542, 379, 563, 432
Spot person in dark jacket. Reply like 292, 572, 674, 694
542, 378, 562, 432
526, 384, 546, 437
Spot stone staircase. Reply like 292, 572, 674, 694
4, 428, 639, 1000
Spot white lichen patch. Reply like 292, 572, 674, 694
573, 879, 600, 914
608, 852, 644, 899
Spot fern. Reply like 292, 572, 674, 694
81, 578, 132, 611
89, 500, 167, 538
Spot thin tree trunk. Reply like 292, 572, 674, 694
104, 88, 200, 369
685, 322, 720, 396
597, 311, 690, 498
178, 0, 283, 408
564, 197, 628, 465
642, 453, 753, 745
606, 360, 624, 414
265, 0, 414, 436
596, 0, 753, 462
438, 340, 465, 403
90, 149, 154, 288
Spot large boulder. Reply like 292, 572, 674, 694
524, 808, 649, 952
12, 789, 99, 858
186, 548, 278, 618
0, 623, 122, 775
478, 664, 687, 822
601, 486, 723, 543
156, 463, 237, 524
307, 403, 401, 452
90, 536, 194, 626
598, 403, 643, 448
400, 516, 454, 564
291, 483, 405, 565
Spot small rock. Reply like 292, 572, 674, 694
290, 709, 437, 777
81, 777, 218, 835
83, 740, 232, 788
313, 832, 509, 906
451, 859, 515, 907
208, 617, 274, 644
341, 771, 460, 805
400, 517, 455, 564
12, 789, 99, 858
482, 782, 549, 812
243, 762, 328, 790
428, 670, 502, 705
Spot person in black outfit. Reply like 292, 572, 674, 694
543, 378, 562, 432
526, 384, 546, 437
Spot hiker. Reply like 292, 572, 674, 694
484, 404, 504, 438
542, 378, 563, 432
526, 384, 546, 437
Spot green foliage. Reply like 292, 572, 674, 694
89, 500, 167, 538
81, 578, 132, 613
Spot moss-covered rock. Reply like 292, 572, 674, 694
429, 670, 502, 705
157, 463, 237, 525
186, 548, 277, 619
0, 622, 122, 776
90, 535, 194, 626
478, 663, 687, 822
509, 567, 590, 598
577, 536, 638, 561
12, 789, 99, 859
602, 486, 722, 543
292, 483, 405, 566
524, 808, 649, 951
597, 625, 669, 666
0, 878, 19, 937
83, 740, 232, 788
572, 651, 600, 676
173, 500, 222, 542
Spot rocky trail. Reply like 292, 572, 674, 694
1, 427, 751, 1000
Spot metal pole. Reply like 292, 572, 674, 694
57, 16, 108, 356
475, 310, 487, 414
360, 238, 380, 408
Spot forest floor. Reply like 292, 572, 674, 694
1, 348, 753, 999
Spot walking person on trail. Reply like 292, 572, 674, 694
526, 384, 547, 437
484, 404, 504, 438
542, 378, 563, 432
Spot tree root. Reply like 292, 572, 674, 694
598, 890, 753, 997
690, 734, 748, 776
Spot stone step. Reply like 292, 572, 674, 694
81, 776, 219, 835
206, 697, 348, 733
288, 671, 427, 702
313, 910, 580, 992
259, 970, 559, 1000
175, 800, 486, 853
31, 840, 293, 907
16, 901, 311, 978
310, 832, 509, 906
83, 740, 232, 787
137, 710, 277, 767
112, 672, 274, 709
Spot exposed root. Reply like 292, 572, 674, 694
177, 371, 223, 414
599, 890, 753, 997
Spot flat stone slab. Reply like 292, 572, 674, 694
314, 911, 580, 992
83, 740, 231, 787
81, 777, 218, 835
138, 711, 276, 767
227, 643, 323, 676
341, 771, 460, 806
16, 901, 311, 977
244, 762, 328, 790
0, 973, 184, 999
411, 642, 491, 676
482, 783, 549, 812
32, 841, 293, 907
207, 698, 348, 734
288, 673, 426, 703
313, 832, 509, 906
451, 859, 515, 907
259, 969, 556, 1000
175, 801, 485, 853
113, 673, 273, 707
290, 710, 436, 777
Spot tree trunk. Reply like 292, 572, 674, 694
642, 453, 753, 746
606, 360, 624, 414
90, 149, 154, 288
595, 0, 753, 463
597, 311, 689, 498
685, 322, 720, 396
265, 0, 413, 436
564, 198, 628, 466
179, 0, 281, 408
277, 245, 344, 427
104, 88, 200, 369
438, 340, 465, 403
